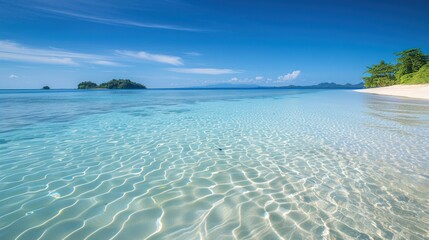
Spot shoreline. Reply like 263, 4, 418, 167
354, 84, 429, 100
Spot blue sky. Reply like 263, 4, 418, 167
0, 0, 428, 88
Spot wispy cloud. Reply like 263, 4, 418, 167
0, 40, 120, 66
9, 74, 18, 79
117, 50, 183, 66
228, 73, 301, 85
0, 51, 76, 65
36, 7, 201, 32
277, 70, 301, 81
184, 52, 201, 56
169, 68, 240, 75
90, 60, 123, 66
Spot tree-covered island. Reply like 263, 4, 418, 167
363, 48, 429, 88
78, 79, 146, 89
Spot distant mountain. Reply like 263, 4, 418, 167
276, 82, 364, 89
192, 82, 364, 89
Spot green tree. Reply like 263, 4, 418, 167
98, 79, 146, 89
400, 63, 429, 84
78, 81, 98, 89
363, 60, 397, 88
78, 79, 146, 89
395, 48, 429, 79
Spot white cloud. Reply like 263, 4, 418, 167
225, 73, 301, 86
36, 7, 200, 32
1, 41, 92, 59
169, 68, 240, 75
0, 52, 77, 65
185, 52, 201, 56
0, 40, 120, 66
9, 74, 18, 79
117, 50, 183, 66
277, 70, 301, 81
90, 60, 123, 66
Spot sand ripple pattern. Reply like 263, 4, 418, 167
0, 90, 428, 239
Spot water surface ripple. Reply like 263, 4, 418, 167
0, 89, 428, 239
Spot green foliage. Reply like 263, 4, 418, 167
400, 63, 429, 84
78, 81, 98, 89
395, 48, 428, 79
362, 48, 428, 88
42, 86, 50, 90
98, 79, 146, 89
363, 60, 397, 88
77, 79, 146, 89
399, 72, 415, 84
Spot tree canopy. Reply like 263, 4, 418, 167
363, 48, 428, 88
395, 48, 429, 79
400, 63, 429, 84
77, 79, 146, 89
98, 79, 146, 89
78, 81, 98, 89
363, 60, 397, 88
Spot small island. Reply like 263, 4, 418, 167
78, 79, 146, 89
42, 86, 50, 90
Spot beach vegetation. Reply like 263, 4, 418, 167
395, 48, 428, 80
400, 63, 429, 84
363, 48, 428, 87
363, 60, 397, 88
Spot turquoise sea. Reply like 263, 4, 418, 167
0, 89, 428, 239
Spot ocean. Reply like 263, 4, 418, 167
0, 89, 428, 239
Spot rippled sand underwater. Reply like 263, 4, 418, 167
0, 89, 428, 239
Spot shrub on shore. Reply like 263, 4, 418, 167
400, 63, 429, 84
363, 48, 428, 88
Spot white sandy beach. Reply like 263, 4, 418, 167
354, 84, 429, 100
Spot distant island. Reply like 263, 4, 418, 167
275, 82, 364, 89
193, 82, 364, 89
78, 79, 146, 89
362, 48, 428, 88
42, 86, 50, 90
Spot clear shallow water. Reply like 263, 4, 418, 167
0, 89, 428, 240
